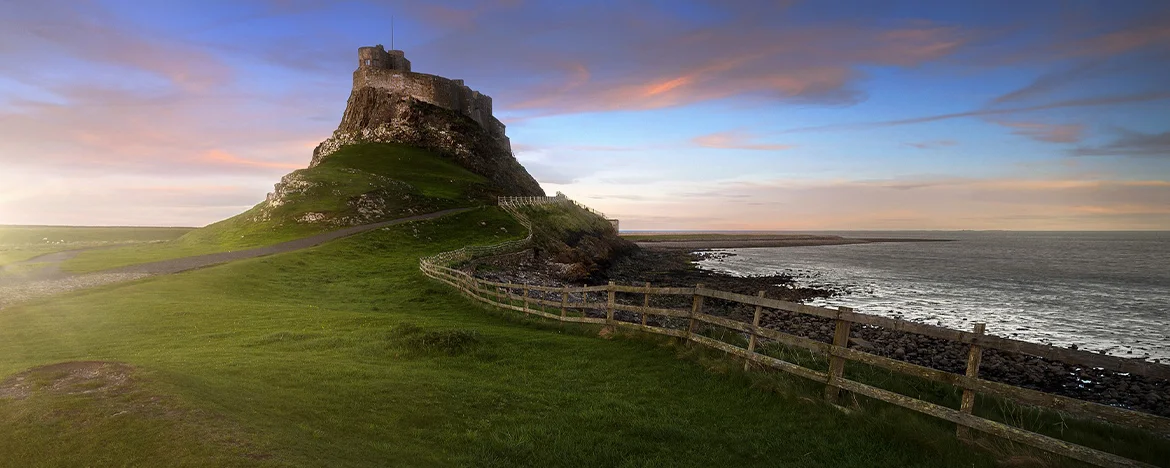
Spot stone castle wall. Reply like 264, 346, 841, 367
352, 45, 509, 150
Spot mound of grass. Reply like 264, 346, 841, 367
518, 203, 615, 246
64, 143, 502, 273
0, 207, 1028, 467
403, 328, 483, 355
512, 202, 634, 279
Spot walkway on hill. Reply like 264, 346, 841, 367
0, 207, 475, 310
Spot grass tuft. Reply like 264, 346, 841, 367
404, 329, 483, 356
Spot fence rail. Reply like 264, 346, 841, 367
499, 192, 609, 219
419, 198, 1169, 468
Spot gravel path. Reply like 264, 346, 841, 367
0, 207, 474, 310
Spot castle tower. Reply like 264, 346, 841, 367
357, 44, 410, 72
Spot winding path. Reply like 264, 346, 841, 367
0, 207, 474, 310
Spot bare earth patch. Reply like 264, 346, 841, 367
0, 361, 273, 462
0, 361, 135, 401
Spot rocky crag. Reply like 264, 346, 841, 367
249, 45, 545, 229
309, 45, 543, 197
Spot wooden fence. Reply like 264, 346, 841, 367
499, 192, 609, 219
419, 200, 1170, 468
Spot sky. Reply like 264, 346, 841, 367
1, 0, 1168, 230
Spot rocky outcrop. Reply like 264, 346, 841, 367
310, 87, 545, 197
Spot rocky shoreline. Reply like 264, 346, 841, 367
468, 248, 1168, 418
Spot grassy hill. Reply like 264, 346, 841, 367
63, 143, 501, 273
6, 142, 1165, 466
1, 208, 1019, 467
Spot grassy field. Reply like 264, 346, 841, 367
61, 143, 499, 274
0, 226, 192, 266
1, 207, 1017, 467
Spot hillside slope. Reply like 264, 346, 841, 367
0, 209, 1021, 467
516, 201, 635, 280
315, 90, 544, 197
65, 142, 507, 273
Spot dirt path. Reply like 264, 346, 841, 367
0, 208, 474, 310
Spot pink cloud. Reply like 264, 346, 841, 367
0, 2, 232, 91
904, 139, 957, 149
692, 131, 793, 151
423, 3, 973, 115
203, 150, 303, 170
995, 121, 1085, 143
1059, 15, 1170, 58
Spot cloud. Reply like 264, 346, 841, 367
417, 2, 972, 116
1072, 130, 1170, 158
777, 92, 1170, 133
0, 1, 233, 91
991, 60, 1116, 105
982, 10, 1170, 108
1056, 13, 1170, 58
203, 149, 304, 170
904, 139, 957, 149
592, 176, 1170, 230
0, 84, 323, 176
692, 131, 793, 151
995, 121, 1085, 143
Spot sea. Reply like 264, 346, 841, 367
689, 231, 1170, 363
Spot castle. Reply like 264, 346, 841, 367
310, 45, 544, 196
353, 45, 510, 152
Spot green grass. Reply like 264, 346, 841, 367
62, 143, 500, 274
727, 334, 1170, 466
2, 207, 1012, 467
0, 226, 191, 266
520, 203, 614, 242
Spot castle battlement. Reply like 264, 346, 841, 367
352, 45, 508, 149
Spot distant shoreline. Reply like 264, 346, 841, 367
624, 233, 953, 250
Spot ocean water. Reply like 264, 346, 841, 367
694, 231, 1170, 362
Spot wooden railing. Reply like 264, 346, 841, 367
419, 200, 1169, 468
499, 192, 609, 219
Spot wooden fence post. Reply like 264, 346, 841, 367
606, 281, 616, 325
560, 287, 568, 319
687, 284, 705, 342
744, 290, 765, 371
958, 322, 987, 441
825, 306, 854, 405
641, 282, 651, 326
523, 283, 530, 313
